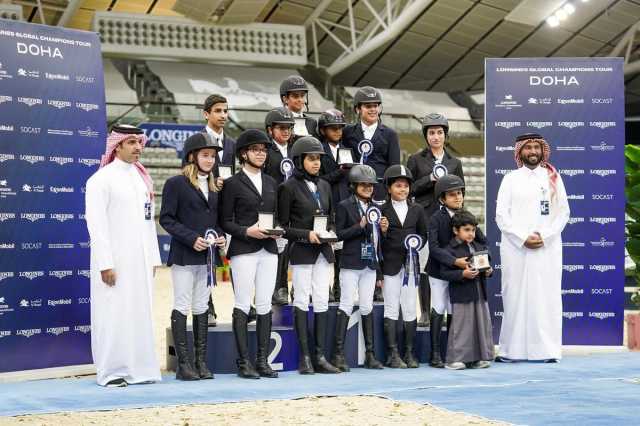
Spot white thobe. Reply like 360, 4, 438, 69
495, 165, 570, 360
85, 158, 162, 385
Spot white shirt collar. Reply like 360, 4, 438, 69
205, 126, 223, 141
243, 167, 261, 178
361, 121, 378, 133
391, 199, 407, 208
291, 111, 304, 118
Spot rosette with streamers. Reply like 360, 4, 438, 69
204, 229, 219, 287
280, 158, 294, 180
366, 205, 383, 263
402, 234, 423, 287
358, 139, 373, 165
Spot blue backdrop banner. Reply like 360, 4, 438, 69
485, 58, 625, 345
0, 20, 106, 372
138, 122, 202, 157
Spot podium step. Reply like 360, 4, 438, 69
167, 304, 448, 374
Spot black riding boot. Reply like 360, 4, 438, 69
331, 309, 350, 372
170, 310, 199, 381
362, 313, 383, 369
207, 296, 217, 326
232, 308, 259, 379
256, 312, 278, 378
384, 318, 407, 368
314, 312, 341, 373
272, 251, 290, 305
294, 307, 315, 374
429, 309, 445, 368
331, 250, 342, 303
192, 312, 214, 379
417, 274, 431, 327
403, 320, 419, 368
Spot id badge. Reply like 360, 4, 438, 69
540, 200, 549, 216
144, 199, 152, 220
361, 242, 374, 260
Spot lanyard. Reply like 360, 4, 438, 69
311, 188, 324, 214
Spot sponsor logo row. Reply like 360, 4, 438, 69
0, 269, 91, 282
495, 141, 615, 152
492, 120, 617, 130
0, 61, 95, 84
493, 168, 618, 177
0, 212, 85, 223
493, 311, 617, 320
0, 241, 90, 250
494, 238, 618, 248
0, 125, 99, 137
0, 325, 91, 339
495, 94, 614, 110
0, 95, 99, 112
0, 180, 87, 199
0, 154, 100, 166
491, 264, 617, 273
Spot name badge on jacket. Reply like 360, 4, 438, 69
144, 194, 152, 220
361, 242, 374, 260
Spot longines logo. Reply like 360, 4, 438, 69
0, 153, 15, 162
495, 121, 521, 129
47, 99, 71, 109
75, 102, 99, 112
494, 311, 503, 317
590, 141, 615, 152
0, 95, 12, 104
74, 325, 91, 333
51, 213, 74, 222
49, 156, 74, 165
526, 121, 553, 129
559, 169, 584, 177
495, 146, 514, 152
589, 312, 615, 320
567, 217, 584, 225
78, 158, 100, 167
590, 238, 615, 248
561, 289, 584, 295
78, 127, 99, 138
17, 96, 42, 107
590, 169, 616, 177
0, 330, 11, 338
20, 213, 45, 222
494, 169, 513, 175
47, 129, 74, 136
592, 194, 614, 200
50, 270, 73, 279
589, 264, 616, 272
0, 272, 14, 281
562, 265, 584, 272
19, 154, 45, 164
16, 328, 41, 338
46, 326, 69, 336
0, 213, 16, 222
567, 194, 584, 200
78, 213, 86, 220
590, 217, 616, 225
557, 121, 584, 129
77, 269, 91, 278
0, 124, 14, 132
563, 312, 583, 319
19, 271, 44, 280
590, 121, 616, 129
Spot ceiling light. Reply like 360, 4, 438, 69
563, 3, 576, 14
555, 9, 568, 20
547, 15, 560, 27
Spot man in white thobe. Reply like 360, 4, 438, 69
85, 124, 162, 387
495, 133, 570, 362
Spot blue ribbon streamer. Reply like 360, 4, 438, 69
204, 229, 218, 287
402, 235, 422, 287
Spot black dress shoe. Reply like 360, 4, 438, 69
105, 378, 127, 388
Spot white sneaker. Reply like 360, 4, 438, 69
471, 360, 491, 369
445, 362, 466, 370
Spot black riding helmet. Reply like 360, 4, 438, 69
289, 136, 325, 170
383, 164, 413, 187
421, 113, 449, 139
353, 86, 382, 109
279, 75, 309, 97
318, 109, 347, 129
182, 132, 223, 166
265, 107, 295, 130
434, 174, 465, 201
234, 129, 272, 160
349, 164, 377, 185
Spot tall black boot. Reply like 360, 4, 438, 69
192, 312, 214, 379
417, 274, 431, 327
331, 309, 350, 372
272, 251, 289, 305
294, 307, 314, 374
384, 318, 407, 368
331, 250, 342, 303
314, 312, 341, 373
403, 320, 419, 368
361, 313, 383, 369
170, 310, 199, 381
429, 309, 445, 368
207, 296, 217, 326
256, 312, 278, 378
232, 308, 259, 379
373, 285, 384, 302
